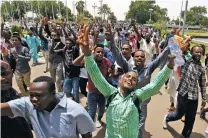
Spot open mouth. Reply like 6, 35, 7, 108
126, 80, 132, 86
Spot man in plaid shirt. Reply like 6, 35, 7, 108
163, 45, 206, 138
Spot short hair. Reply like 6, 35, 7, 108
122, 43, 132, 50
135, 49, 145, 55
119, 70, 138, 82
33, 76, 55, 93
65, 38, 75, 45
190, 45, 205, 56
94, 43, 104, 50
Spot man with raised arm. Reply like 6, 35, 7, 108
78, 25, 175, 138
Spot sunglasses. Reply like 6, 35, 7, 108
51, 34, 57, 37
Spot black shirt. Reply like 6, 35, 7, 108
62, 46, 80, 78
1, 88, 33, 138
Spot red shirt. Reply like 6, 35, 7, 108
87, 57, 112, 94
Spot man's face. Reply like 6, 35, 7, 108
122, 44, 131, 59
51, 32, 57, 40
29, 82, 54, 111
192, 47, 203, 62
94, 47, 104, 62
65, 40, 73, 49
134, 51, 146, 66
1, 62, 13, 90
119, 71, 138, 91
11, 37, 21, 47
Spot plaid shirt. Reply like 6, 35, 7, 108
177, 58, 206, 102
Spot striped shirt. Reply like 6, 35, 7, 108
84, 55, 172, 138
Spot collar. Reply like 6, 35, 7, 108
57, 94, 67, 108
133, 64, 148, 70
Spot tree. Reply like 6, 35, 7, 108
107, 12, 117, 23
126, 1, 168, 24
1, 1, 73, 21
76, 0, 85, 15
181, 6, 207, 26
98, 4, 111, 20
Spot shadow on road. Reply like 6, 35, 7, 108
144, 130, 152, 138
167, 124, 205, 138
93, 123, 106, 138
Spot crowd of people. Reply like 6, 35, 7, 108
0, 18, 207, 138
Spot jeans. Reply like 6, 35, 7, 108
138, 98, 151, 138
87, 92, 106, 121
79, 77, 88, 97
64, 77, 79, 103
166, 94, 198, 138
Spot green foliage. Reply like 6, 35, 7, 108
98, 4, 111, 20
181, 6, 208, 26
1, 1, 73, 21
76, 0, 85, 14
11, 25, 20, 34
153, 20, 168, 38
126, 1, 168, 24
107, 12, 117, 23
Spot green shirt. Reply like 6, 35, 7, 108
84, 55, 172, 138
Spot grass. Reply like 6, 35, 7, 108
184, 30, 208, 37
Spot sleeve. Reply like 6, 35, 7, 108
135, 65, 172, 102
199, 69, 207, 102
76, 108, 96, 134
7, 97, 29, 119
148, 47, 170, 74
84, 55, 117, 97
111, 42, 132, 73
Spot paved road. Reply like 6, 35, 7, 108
193, 38, 208, 45
12, 56, 207, 138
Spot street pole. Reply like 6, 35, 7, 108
179, 0, 183, 27
58, 0, 61, 17
66, 0, 68, 22
182, 0, 188, 37
45, 1, 47, 17
31, 1, 34, 23
52, 2, 55, 20
99, 0, 103, 20
92, 3, 97, 18
37, 0, 40, 16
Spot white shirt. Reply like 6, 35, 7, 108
115, 56, 134, 70
139, 38, 156, 64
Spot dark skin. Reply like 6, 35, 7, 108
133, 51, 146, 68
1, 81, 92, 138
191, 46, 206, 108
80, 25, 175, 98
122, 44, 132, 60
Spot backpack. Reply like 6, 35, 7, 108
106, 91, 141, 114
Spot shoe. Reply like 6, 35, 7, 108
169, 105, 175, 112
162, 114, 168, 129
181, 115, 185, 122
95, 119, 102, 128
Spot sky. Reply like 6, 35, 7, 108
62, 0, 208, 20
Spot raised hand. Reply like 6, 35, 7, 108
76, 24, 91, 56
167, 55, 176, 69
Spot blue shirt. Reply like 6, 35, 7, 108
8, 94, 96, 138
